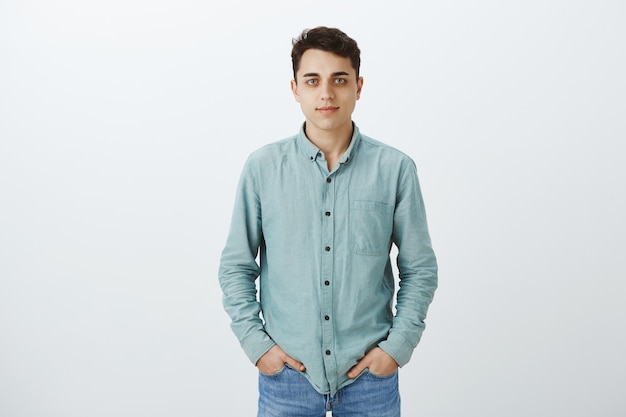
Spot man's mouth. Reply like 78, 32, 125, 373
317, 106, 339, 113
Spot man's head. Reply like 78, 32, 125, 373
291, 27, 361, 81
290, 27, 363, 140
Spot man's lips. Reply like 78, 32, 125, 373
316, 106, 339, 113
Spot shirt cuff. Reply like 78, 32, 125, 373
378, 332, 416, 367
241, 330, 276, 365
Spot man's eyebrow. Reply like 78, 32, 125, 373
301, 71, 351, 77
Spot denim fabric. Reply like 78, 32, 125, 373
258, 366, 400, 417
219, 123, 437, 395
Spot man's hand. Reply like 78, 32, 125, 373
347, 347, 398, 379
256, 345, 306, 375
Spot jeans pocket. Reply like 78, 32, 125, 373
366, 369, 398, 379
258, 364, 287, 377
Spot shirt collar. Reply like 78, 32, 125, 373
297, 122, 361, 165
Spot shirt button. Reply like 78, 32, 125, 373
324, 280, 330, 286
325, 350, 331, 355
325, 211, 331, 216
326, 178, 331, 183
325, 246, 331, 252
324, 315, 330, 320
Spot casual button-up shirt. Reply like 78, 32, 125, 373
219, 123, 437, 396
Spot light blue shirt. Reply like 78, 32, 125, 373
219, 123, 437, 395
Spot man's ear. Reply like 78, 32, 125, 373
356, 76, 364, 100
290, 79, 300, 102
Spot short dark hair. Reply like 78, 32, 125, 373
291, 26, 361, 80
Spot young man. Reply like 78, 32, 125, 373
219, 27, 438, 416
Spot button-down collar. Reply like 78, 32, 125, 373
297, 123, 361, 165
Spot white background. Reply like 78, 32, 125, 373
1, 1, 625, 416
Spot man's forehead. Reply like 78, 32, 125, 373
297, 50, 355, 76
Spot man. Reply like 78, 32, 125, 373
219, 26, 437, 416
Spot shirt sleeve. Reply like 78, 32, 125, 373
218, 157, 276, 364
378, 158, 438, 367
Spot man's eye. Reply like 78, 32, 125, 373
335, 78, 346, 84
306, 79, 318, 85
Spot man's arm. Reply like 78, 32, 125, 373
218, 158, 276, 365
378, 158, 438, 367
219, 158, 305, 372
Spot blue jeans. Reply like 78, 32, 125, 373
258, 366, 401, 417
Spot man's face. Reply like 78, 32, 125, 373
291, 49, 363, 138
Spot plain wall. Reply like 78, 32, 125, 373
1, 1, 624, 415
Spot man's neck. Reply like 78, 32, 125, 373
305, 122, 353, 171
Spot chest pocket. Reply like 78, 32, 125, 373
350, 200, 394, 256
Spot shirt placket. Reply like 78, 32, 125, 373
321, 170, 337, 389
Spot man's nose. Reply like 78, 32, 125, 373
319, 81, 334, 100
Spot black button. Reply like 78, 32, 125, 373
310, 156, 314, 160
324, 246, 331, 251
324, 280, 330, 286
325, 211, 331, 216
326, 178, 331, 183
324, 315, 330, 320
325, 350, 331, 355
